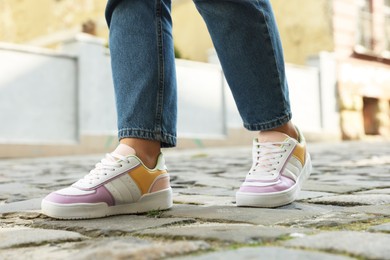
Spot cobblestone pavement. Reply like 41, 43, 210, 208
0, 141, 389, 260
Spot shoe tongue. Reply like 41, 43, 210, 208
257, 131, 290, 143
108, 144, 136, 161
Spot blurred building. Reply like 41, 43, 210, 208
0, 0, 389, 158
172, 0, 390, 139
333, 0, 390, 139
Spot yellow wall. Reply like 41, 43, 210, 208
171, 0, 334, 64
0, 0, 334, 64
0, 0, 108, 44
271, 0, 334, 64
171, 1, 213, 61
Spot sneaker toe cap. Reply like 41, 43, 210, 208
239, 176, 295, 193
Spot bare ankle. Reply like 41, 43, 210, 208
120, 138, 161, 168
261, 121, 299, 140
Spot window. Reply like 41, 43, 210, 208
355, 0, 373, 52
363, 97, 379, 135
384, 0, 390, 54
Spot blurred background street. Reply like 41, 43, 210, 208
1, 141, 390, 259
0, 0, 389, 157
0, 0, 389, 259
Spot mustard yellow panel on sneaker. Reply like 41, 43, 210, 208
292, 142, 306, 166
129, 166, 167, 195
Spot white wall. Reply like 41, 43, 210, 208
176, 59, 226, 138
0, 35, 226, 144
209, 49, 335, 134
286, 64, 322, 132
0, 35, 338, 146
61, 35, 117, 136
0, 44, 78, 143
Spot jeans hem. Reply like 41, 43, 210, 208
243, 112, 292, 131
118, 128, 176, 148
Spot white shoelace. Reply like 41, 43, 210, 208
250, 141, 291, 177
78, 153, 129, 184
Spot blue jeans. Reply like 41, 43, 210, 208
106, 0, 292, 148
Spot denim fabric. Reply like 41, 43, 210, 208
106, 0, 292, 148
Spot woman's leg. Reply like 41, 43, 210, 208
41, 0, 176, 219
193, 0, 296, 137
194, 0, 311, 207
106, 0, 177, 155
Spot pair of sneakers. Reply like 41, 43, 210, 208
41, 129, 312, 219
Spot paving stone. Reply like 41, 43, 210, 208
277, 202, 343, 212
302, 181, 364, 193
336, 155, 390, 167
356, 188, 390, 195
161, 204, 330, 225
187, 175, 240, 189
73, 239, 209, 260
0, 198, 42, 214
175, 186, 236, 197
0, 141, 389, 259
310, 194, 390, 206
138, 223, 313, 243
285, 211, 376, 228
0, 227, 85, 249
173, 194, 234, 206
369, 223, 390, 233
342, 204, 390, 216
0, 183, 45, 203
284, 231, 390, 260
0, 244, 76, 260
0, 236, 209, 260
32, 215, 195, 237
175, 246, 355, 260
297, 191, 335, 200
0, 212, 43, 228
310, 178, 389, 190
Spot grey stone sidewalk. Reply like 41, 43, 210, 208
0, 141, 389, 260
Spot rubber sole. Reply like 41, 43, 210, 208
41, 188, 173, 219
236, 154, 312, 208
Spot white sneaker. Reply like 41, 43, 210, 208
41, 144, 172, 219
236, 128, 312, 207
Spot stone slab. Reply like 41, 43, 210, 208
173, 194, 234, 206
342, 204, 390, 216
369, 223, 390, 233
0, 198, 42, 214
0, 244, 77, 260
297, 191, 335, 201
284, 211, 376, 228
138, 223, 313, 243
73, 239, 209, 260
356, 188, 390, 195
284, 231, 390, 260
0, 236, 209, 260
0, 182, 45, 203
32, 215, 195, 237
161, 204, 330, 225
302, 181, 364, 194
175, 186, 236, 197
0, 227, 85, 249
175, 246, 355, 260
310, 194, 390, 206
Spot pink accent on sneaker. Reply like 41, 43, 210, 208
239, 175, 295, 193
44, 186, 115, 206
149, 175, 170, 193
